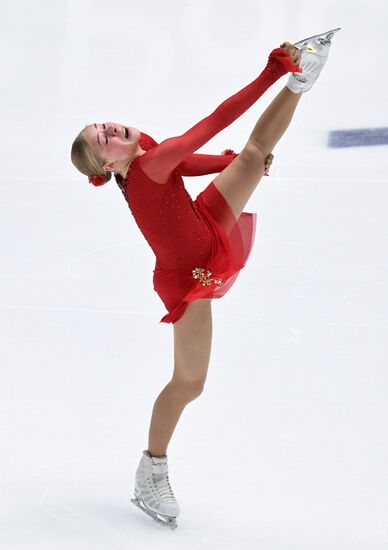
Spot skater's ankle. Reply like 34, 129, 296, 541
147, 449, 167, 458
285, 84, 303, 96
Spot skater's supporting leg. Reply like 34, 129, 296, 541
147, 299, 212, 457
147, 382, 189, 458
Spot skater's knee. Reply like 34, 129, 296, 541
241, 141, 266, 168
169, 377, 205, 402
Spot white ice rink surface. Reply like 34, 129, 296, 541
1, 0, 388, 548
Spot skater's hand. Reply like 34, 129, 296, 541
280, 42, 301, 66
264, 153, 274, 176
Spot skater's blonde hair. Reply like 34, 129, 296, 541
71, 130, 112, 183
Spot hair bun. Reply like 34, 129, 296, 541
88, 174, 107, 186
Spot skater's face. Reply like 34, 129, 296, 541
82, 122, 141, 168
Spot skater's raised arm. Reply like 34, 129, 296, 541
138, 47, 300, 184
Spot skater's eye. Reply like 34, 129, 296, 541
93, 123, 108, 147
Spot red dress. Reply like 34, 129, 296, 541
114, 48, 300, 323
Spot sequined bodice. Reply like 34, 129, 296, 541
115, 156, 213, 271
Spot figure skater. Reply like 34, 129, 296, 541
71, 29, 340, 529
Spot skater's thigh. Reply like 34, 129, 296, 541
172, 299, 212, 391
212, 142, 265, 221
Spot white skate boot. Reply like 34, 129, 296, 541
130, 450, 180, 530
287, 27, 341, 93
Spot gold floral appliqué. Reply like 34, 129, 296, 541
192, 267, 224, 287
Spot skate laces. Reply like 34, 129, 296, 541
151, 463, 176, 503
292, 45, 328, 83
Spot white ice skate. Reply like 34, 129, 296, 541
130, 450, 180, 530
287, 27, 341, 93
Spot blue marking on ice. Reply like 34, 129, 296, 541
328, 127, 388, 148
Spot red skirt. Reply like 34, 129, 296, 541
153, 181, 257, 324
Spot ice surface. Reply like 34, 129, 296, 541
1, 1, 387, 548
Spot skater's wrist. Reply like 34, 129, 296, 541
265, 52, 288, 78
267, 47, 302, 76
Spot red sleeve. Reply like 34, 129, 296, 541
176, 150, 238, 177
139, 47, 301, 184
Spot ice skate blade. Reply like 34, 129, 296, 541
131, 496, 178, 530
293, 27, 341, 49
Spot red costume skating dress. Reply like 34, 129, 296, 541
114, 48, 300, 323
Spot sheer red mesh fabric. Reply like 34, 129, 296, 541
154, 182, 257, 323
114, 48, 300, 323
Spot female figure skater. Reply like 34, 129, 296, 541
71, 29, 340, 529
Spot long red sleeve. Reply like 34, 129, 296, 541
139, 47, 301, 183
176, 151, 238, 176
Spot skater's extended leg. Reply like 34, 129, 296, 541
147, 299, 212, 457
212, 30, 339, 222
246, 84, 302, 156
212, 82, 302, 222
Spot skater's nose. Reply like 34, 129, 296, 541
106, 124, 117, 136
